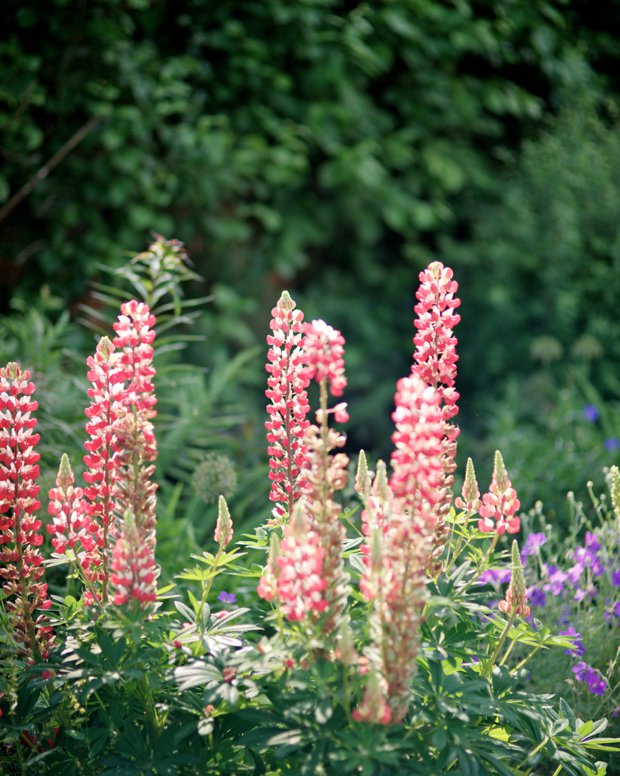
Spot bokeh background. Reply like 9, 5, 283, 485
3, 0, 620, 535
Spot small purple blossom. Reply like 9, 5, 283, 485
559, 626, 586, 657
544, 565, 568, 596
217, 591, 236, 605
572, 661, 608, 696
604, 436, 620, 451
566, 563, 584, 585
583, 404, 600, 423
585, 532, 600, 552
521, 532, 547, 562
612, 570, 620, 587
477, 568, 512, 586
528, 586, 547, 608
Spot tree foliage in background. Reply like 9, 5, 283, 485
0, 0, 611, 306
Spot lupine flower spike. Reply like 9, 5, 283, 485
109, 508, 157, 606
357, 378, 444, 722
82, 335, 122, 601
355, 450, 372, 501
412, 261, 461, 569
455, 457, 481, 514
107, 302, 160, 608
478, 451, 521, 535
0, 363, 53, 661
499, 540, 530, 617
265, 291, 311, 523
300, 318, 350, 634
269, 502, 327, 622
214, 495, 233, 548
48, 454, 101, 597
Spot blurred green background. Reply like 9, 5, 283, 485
3, 0, 620, 534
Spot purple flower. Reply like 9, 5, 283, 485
559, 626, 586, 657
566, 563, 584, 585
585, 532, 600, 552
583, 404, 600, 423
477, 568, 511, 586
217, 591, 236, 605
544, 565, 568, 596
521, 532, 547, 562
528, 586, 546, 608
604, 437, 620, 451
612, 570, 620, 587
572, 661, 608, 696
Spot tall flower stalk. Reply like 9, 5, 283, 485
358, 376, 445, 722
0, 363, 53, 661
264, 291, 311, 523
411, 261, 461, 571
300, 319, 350, 634
82, 301, 159, 606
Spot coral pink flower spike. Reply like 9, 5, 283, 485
275, 504, 327, 622
478, 451, 521, 535
302, 319, 347, 397
412, 261, 461, 416
109, 511, 157, 606
0, 362, 53, 660
265, 291, 311, 522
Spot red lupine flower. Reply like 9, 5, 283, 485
214, 495, 233, 547
478, 451, 521, 535
112, 300, 158, 535
48, 454, 102, 594
265, 291, 311, 522
302, 319, 347, 397
353, 670, 392, 726
455, 457, 481, 513
109, 509, 157, 606
0, 362, 53, 660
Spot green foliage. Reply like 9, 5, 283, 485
0, 0, 606, 306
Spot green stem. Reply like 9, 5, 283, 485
200, 546, 222, 609
484, 607, 517, 678
511, 645, 542, 674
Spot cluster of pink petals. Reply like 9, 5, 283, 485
83, 336, 122, 536
48, 455, 101, 582
412, 261, 460, 418
302, 319, 347, 397
478, 452, 521, 535
390, 375, 445, 527
81, 300, 159, 606
0, 363, 53, 660
265, 292, 311, 522
109, 513, 157, 606
499, 584, 530, 618
352, 673, 392, 725
270, 508, 327, 621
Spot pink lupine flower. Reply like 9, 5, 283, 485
478, 451, 521, 535
48, 454, 102, 597
112, 300, 158, 535
390, 375, 444, 529
499, 541, 530, 617
109, 509, 157, 606
455, 457, 481, 513
412, 261, 462, 568
0, 363, 53, 660
303, 420, 349, 633
302, 319, 347, 397
352, 669, 392, 725
265, 291, 311, 522
274, 503, 327, 622
214, 495, 233, 547
83, 335, 122, 597
412, 261, 460, 415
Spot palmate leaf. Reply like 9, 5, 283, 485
173, 660, 221, 690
